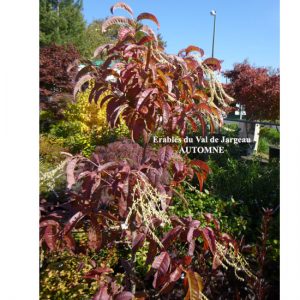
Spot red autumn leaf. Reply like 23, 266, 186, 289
137, 13, 160, 29
201, 227, 216, 254
183, 255, 193, 266
110, 2, 134, 16
195, 172, 204, 192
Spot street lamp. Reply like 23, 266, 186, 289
210, 10, 217, 58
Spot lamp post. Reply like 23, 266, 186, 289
210, 10, 217, 58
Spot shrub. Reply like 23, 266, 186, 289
40, 250, 120, 299
48, 83, 129, 156
258, 127, 280, 154
40, 135, 67, 164
206, 157, 279, 242
40, 44, 80, 98
259, 127, 279, 145
257, 136, 269, 154
170, 185, 249, 238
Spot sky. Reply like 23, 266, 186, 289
82, 0, 279, 72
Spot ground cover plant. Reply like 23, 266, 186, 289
40, 2, 279, 299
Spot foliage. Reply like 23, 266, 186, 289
79, 20, 118, 59
39, 2, 277, 299
258, 127, 280, 154
257, 137, 269, 154
40, 44, 80, 98
71, 3, 233, 144
40, 141, 255, 299
171, 187, 279, 299
207, 157, 279, 243
259, 127, 280, 145
40, 95, 71, 132
207, 157, 279, 210
171, 185, 249, 239
40, 135, 68, 195
40, 0, 86, 53
224, 61, 280, 121
48, 84, 129, 156
40, 249, 122, 299
40, 134, 67, 164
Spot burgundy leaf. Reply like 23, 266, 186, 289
212, 253, 222, 270
138, 35, 154, 45
162, 102, 171, 125
132, 233, 146, 253
188, 239, 196, 256
146, 239, 158, 265
75, 65, 96, 81
161, 226, 183, 249
152, 251, 170, 274
137, 88, 157, 109
40, 219, 60, 228
63, 211, 85, 236
204, 213, 220, 231
186, 45, 204, 57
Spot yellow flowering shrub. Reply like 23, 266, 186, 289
48, 83, 129, 157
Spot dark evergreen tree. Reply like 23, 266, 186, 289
40, 0, 86, 53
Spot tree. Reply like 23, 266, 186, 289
40, 0, 86, 53
224, 61, 280, 121
40, 3, 259, 299
79, 19, 118, 58
40, 43, 80, 97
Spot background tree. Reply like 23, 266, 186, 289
224, 61, 280, 121
40, 0, 86, 53
40, 44, 80, 131
79, 19, 118, 58
40, 44, 80, 97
